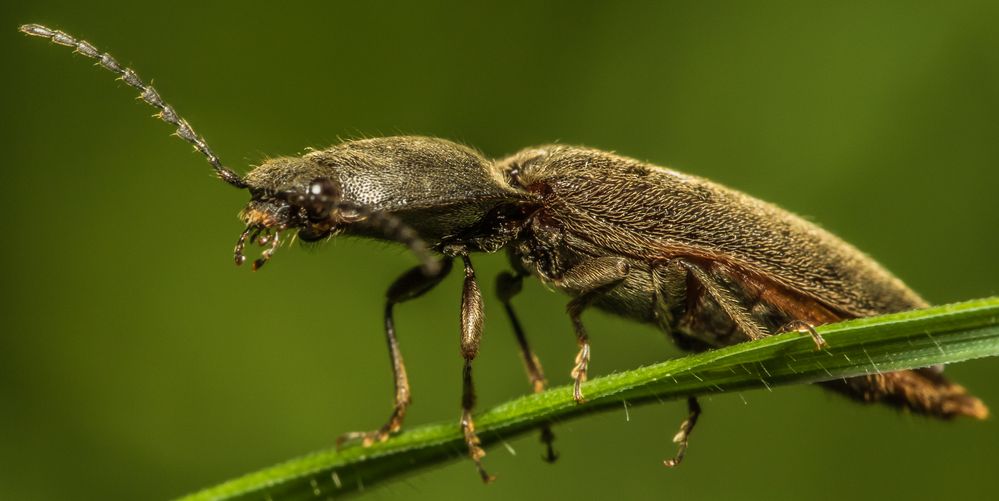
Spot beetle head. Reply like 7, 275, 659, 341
236, 155, 438, 275
236, 157, 361, 270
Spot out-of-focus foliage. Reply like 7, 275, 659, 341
2, 2, 998, 500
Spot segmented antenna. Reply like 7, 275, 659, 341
19, 24, 247, 189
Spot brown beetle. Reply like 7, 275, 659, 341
22, 24, 987, 482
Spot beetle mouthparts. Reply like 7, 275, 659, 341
234, 225, 283, 271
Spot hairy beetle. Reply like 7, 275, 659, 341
21, 24, 987, 482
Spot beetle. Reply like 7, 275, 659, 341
21, 24, 987, 482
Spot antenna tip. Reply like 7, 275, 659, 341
20, 24, 52, 37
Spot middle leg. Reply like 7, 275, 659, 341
497, 270, 558, 462
664, 396, 701, 467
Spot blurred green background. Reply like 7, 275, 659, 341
3, 1, 998, 499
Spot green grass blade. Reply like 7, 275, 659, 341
177, 298, 999, 501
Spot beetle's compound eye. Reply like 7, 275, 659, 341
308, 178, 340, 199
297, 178, 339, 223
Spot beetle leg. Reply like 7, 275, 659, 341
556, 257, 631, 403
778, 319, 828, 350
459, 255, 495, 483
251, 228, 282, 271
679, 260, 769, 341
664, 396, 701, 467
336, 258, 453, 449
497, 271, 558, 463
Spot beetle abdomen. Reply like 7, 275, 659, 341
508, 145, 987, 420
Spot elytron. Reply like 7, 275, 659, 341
21, 23, 986, 482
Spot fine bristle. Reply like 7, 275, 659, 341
19, 23, 247, 189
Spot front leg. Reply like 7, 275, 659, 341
459, 255, 494, 483
554, 257, 631, 403
336, 259, 453, 448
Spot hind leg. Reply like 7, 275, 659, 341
821, 369, 988, 420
